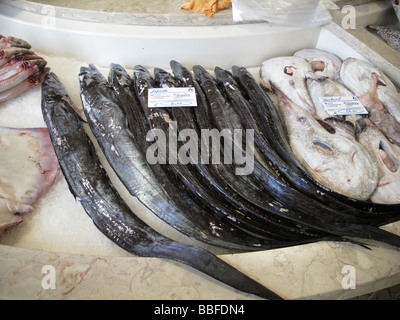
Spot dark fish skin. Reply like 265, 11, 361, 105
131, 64, 281, 251
41, 71, 284, 300
154, 66, 329, 243
80, 64, 261, 252
168, 61, 334, 241
231, 66, 400, 223
194, 65, 400, 249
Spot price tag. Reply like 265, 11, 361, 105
319, 96, 368, 116
148, 87, 197, 108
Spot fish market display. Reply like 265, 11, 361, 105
29, 45, 400, 299
0, 126, 59, 234
42, 71, 282, 300
0, 35, 49, 103
357, 118, 400, 204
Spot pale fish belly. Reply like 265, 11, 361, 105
340, 57, 400, 124
0, 126, 59, 233
260, 56, 316, 114
277, 97, 379, 201
357, 118, 400, 204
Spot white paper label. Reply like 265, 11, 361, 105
148, 87, 197, 108
319, 96, 368, 116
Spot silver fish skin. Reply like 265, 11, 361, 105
294, 49, 342, 81
260, 56, 316, 114
357, 118, 400, 204
340, 57, 400, 124
276, 95, 379, 201
43, 71, 283, 301
367, 25, 400, 51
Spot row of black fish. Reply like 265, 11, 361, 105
41, 60, 400, 300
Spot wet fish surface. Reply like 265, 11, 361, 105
42, 71, 283, 300
81, 63, 264, 252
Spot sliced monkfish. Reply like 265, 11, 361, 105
356, 118, 400, 204
358, 73, 400, 146
307, 78, 355, 120
260, 56, 316, 114
340, 57, 400, 124
0, 126, 59, 234
276, 95, 379, 201
294, 48, 342, 80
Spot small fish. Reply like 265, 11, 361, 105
367, 25, 400, 51
0, 35, 31, 50
0, 67, 50, 103
294, 48, 342, 80
0, 59, 47, 93
260, 56, 316, 114
356, 118, 400, 204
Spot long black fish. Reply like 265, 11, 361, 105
131, 65, 309, 248
194, 65, 400, 248
232, 66, 400, 223
161, 64, 332, 242
169, 61, 353, 241
80, 63, 263, 252
41, 71, 283, 300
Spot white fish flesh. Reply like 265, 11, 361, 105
358, 73, 400, 146
357, 118, 400, 204
294, 48, 342, 80
0, 126, 59, 234
260, 56, 316, 114
276, 95, 379, 201
340, 57, 400, 124
307, 78, 355, 120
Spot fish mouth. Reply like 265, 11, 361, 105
393, 0, 399, 6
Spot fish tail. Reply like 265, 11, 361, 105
153, 241, 283, 300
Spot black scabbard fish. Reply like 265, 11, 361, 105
80, 63, 263, 252
132, 65, 301, 249
195, 65, 400, 249
232, 66, 400, 223
163, 63, 333, 242
41, 71, 283, 300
